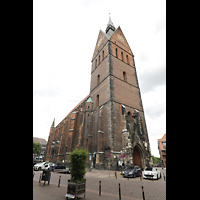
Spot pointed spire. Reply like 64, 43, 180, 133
107, 13, 115, 28
106, 13, 116, 34
51, 118, 55, 127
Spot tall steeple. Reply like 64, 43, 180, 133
51, 118, 55, 127
105, 14, 116, 38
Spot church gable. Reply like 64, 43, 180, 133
109, 26, 134, 56
92, 30, 108, 61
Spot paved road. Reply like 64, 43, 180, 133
33, 168, 166, 200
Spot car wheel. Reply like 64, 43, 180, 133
133, 173, 136, 178
160, 173, 162, 178
38, 167, 41, 171
157, 174, 158, 180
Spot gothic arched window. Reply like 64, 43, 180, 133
95, 59, 97, 68
123, 71, 127, 82
121, 52, 124, 61
96, 95, 99, 107
126, 55, 129, 64
97, 74, 100, 85
99, 55, 101, 65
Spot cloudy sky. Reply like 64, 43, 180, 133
33, 0, 166, 157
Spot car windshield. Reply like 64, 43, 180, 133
145, 167, 156, 171
37, 162, 46, 165
145, 167, 152, 171
125, 166, 134, 170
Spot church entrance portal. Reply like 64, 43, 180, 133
133, 145, 142, 169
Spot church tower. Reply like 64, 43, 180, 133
89, 16, 152, 169
45, 16, 152, 170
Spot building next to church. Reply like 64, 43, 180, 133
33, 137, 47, 161
44, 17, 152, 170
158, 134, 166, 168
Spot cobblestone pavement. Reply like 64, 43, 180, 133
33, 168, 166, 200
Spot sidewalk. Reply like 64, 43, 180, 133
33, 168, 166, 200
33, 179, 141, 200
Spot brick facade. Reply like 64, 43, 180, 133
45, 17, 152, 170
158, 134, 166, 168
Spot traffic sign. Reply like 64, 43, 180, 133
120, 155, 123, 159
107, 153, 111, 158
123, 154, 126, 158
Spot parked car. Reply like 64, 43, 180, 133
143, 167, 161, 180
51, 163, 66, 171
42, 162, 54, 170
122, 165, 142, 178
34, 162, 48, 171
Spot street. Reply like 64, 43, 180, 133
33, 168, 166, 200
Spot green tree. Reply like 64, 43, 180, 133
33, 142, 42, 156
69, 148, 88, 182
152, 155, 161, 164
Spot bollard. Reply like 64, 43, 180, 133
39, 173, 42, 183
163, 173, 165, 181
58, 175, 61, 187
99, 181, 101, 196
141, 186, 145, 200
119, 183, 121, 200
140, 172, 142, 181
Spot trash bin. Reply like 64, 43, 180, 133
41, 169, 51, 185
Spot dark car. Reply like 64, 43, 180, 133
122, 165, 142, 178
51, 163, 66, 171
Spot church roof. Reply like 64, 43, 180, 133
105, 15, 116, 38
86, 96, 93, 103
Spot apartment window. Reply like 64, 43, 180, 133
116, 48, 118, 58
121, 52, 124, 61
123, 71, 127, 82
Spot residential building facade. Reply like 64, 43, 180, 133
158, 133, 166, 168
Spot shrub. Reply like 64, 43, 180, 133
69, 148, 88, 182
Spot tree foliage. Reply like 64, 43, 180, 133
69, 148, 88, 182
152, 155, 161, 164
33, 142, 42, 155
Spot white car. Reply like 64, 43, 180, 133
143, 167, 161, 180
42, 162, 54, 171
34, 162, 49, 171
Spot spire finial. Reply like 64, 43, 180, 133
51, 118, 55, 127
105, 13, 116, 34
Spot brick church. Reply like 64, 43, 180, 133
45, 17, 152, 170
